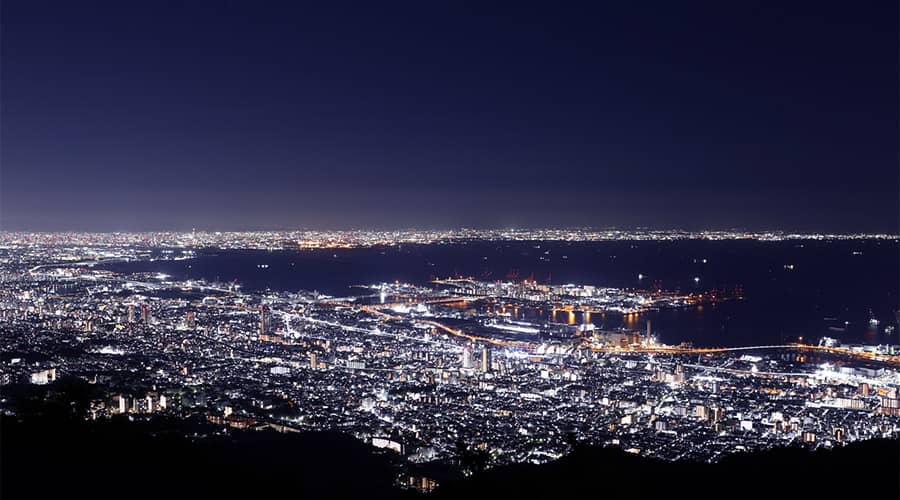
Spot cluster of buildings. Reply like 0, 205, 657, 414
1, 239, 898, 489
1, 229, 895, 253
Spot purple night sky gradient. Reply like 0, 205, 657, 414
2, 1, 897, 231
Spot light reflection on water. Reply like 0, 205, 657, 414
99, 241, 899, 348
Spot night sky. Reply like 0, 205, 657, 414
2, 1, 897, 232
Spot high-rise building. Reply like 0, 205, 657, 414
695, 405, 709, 421
833, 427, 845, 442
115, 394, 127, 414
461, 346, 474, 369
140, 304, 151, 324
127, 304, 135, 323
146, 392, 158, 413
481, 345, 491, 373
259, 307, 269, 337
309, 352, 317, 370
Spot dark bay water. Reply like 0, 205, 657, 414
101, 240, 899, 348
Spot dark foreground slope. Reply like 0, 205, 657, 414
2, 415, 897, 500
1, 416, 413, 499
435, 439, 899, 499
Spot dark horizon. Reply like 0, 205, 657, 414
2, 1, 898, 232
